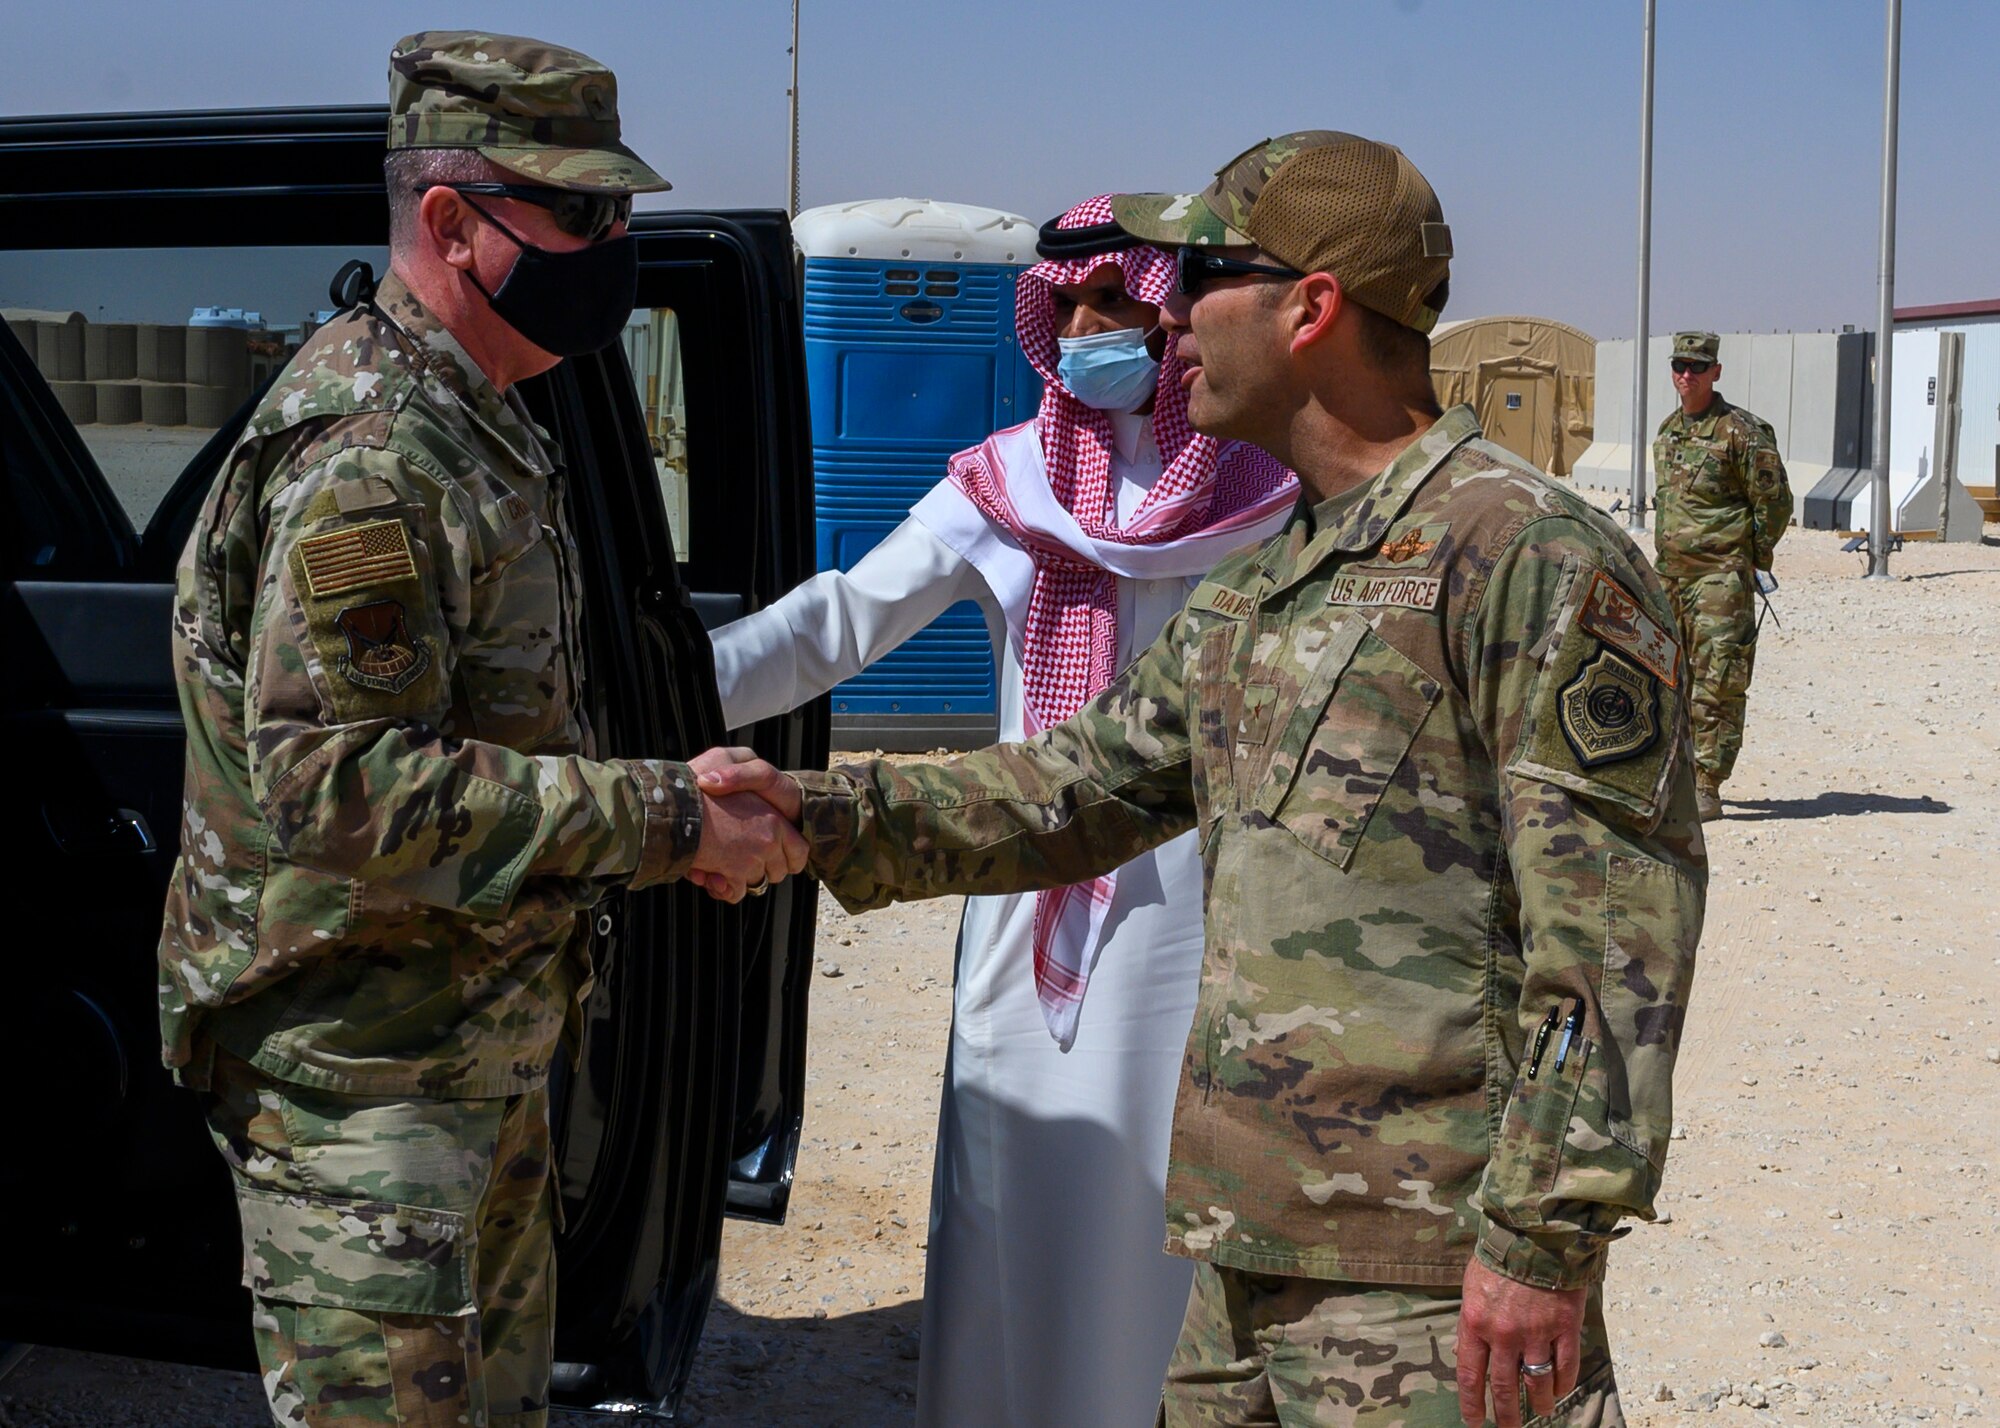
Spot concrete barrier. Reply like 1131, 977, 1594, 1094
84, 323, 138, 381
34, 319, 85, 381
1572, 332, 1869, 526
50, 381, 97, 425
139, 383, 187, 427
186, 326, 250, 390
186, 384, 248, 428
95, 381, 143, 424
136, 324, 186, 382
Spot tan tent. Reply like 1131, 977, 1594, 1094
1430, 316, 1595, 476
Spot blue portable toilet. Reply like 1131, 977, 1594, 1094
793, 198, 1043, 750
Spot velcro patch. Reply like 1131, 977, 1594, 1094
1578, 571, 1680, 687
297, 519, 417, 599
330, 475, 402, 515
1326, 572, 1444, 610
500, 492, 534, 525
1191, 582, 1259, 620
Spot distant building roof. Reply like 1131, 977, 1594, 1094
1893, 298, 2000, 324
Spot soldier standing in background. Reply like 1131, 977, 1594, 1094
1652, 331, 1793, 820
706, 131, 1708, 1427
157, 33, 802, 1427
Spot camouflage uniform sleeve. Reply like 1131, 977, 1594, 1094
1464, 516, 1707, 1290
1744, 419, 1793, 570
247, 448, 701, 917
796, 611, 1200, 911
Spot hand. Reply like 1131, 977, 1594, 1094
692, 746, 802, 823
686, 747, 806, 902
1456, 1254, 1586, 1427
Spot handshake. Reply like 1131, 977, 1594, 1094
682, 746, 809, 902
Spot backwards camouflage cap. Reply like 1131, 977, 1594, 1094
1111, 131, 1453, 333
1672, 331, 1721, 364
388, 32, 670, 194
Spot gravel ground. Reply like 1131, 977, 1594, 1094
5, 521, 1995, 1427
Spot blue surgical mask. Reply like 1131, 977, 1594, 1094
1056, 326, 1161, 412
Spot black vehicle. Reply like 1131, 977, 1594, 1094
0, 106, 824, 1414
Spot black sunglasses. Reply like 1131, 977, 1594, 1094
1175, 245, 1306, 297
423, 182, 632, 243
1670, 358, 1714, 376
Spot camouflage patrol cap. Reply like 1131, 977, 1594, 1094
1672, 331, 1721, 364
388, 32, 670, 194
1111, 131, 1453, 333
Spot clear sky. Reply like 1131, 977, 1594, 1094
7, 0, 1993, 338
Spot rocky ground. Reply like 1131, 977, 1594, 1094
4, 522, 1995, 1428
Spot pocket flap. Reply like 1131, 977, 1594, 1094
235, 1185, 475, 1317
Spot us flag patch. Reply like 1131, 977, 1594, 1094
297, 519, 418, 599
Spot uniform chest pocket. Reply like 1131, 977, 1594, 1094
1192, 624, 1241, 825
463, 519, 569, 744
1684, 439, 1732, 493
1252, 626, 1441, 870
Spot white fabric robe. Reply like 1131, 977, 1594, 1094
710, 410, 1200, 1428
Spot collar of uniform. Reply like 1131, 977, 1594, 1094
1257, 404, 1480, 593
372, 273, 558, 477
1668, 393, 1730, 437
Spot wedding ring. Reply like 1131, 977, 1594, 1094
1521, 1360, 1555, 1378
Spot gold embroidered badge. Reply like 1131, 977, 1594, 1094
1374, 523, 1448, 569
297, 520, 417, 599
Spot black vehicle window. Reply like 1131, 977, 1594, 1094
0, 244, 388, 532
621, 305, 692, 560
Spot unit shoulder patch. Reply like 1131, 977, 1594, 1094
297, 519, 419, 599
333, 599, 432, 695
1557, 644, 1660, 767
1577, 571, 1680, 687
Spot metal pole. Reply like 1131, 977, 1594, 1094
1628, 0, 1656, 534
1867, 0, 1901, 578
786, 0, 802, 218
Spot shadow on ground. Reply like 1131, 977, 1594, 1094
1724, 791, 1952, 822
669, 1298, 923, 1428
1904, 565, 2000, 580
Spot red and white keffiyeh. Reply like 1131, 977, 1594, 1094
940, 195, 1297, 1047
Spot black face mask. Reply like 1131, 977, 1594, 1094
462, 198, 638, 357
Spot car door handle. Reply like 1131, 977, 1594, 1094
46, 806, 157, 856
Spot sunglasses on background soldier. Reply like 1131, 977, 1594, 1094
1175, 245, 1306, 297
420, 182, 633, 243
1670, 358, 1714, 375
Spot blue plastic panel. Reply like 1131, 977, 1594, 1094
804, 256, 1041, 716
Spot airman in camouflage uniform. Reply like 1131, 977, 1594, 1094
1652, 331, 1793, 819
157, 33, 797, 1427
713, 133, 1706, 1427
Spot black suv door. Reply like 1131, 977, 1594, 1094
0, 106, 823, 1413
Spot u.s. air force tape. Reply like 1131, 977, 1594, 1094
1326, 572, 1444, 610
